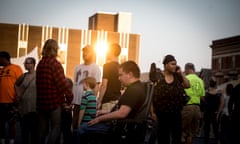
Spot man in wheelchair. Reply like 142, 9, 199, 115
77, 60, 155, 144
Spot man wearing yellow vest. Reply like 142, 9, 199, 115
181, 63, 205, 144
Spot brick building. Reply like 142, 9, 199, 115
210, 35, 240, 84
0, 12, 140, 79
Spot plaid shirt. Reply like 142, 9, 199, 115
36, 56, 73, 111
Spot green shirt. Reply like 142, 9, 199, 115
185, 74, 205, 104
80, 90, 97, 124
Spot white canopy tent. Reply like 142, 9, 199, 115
11, 47, 39, 72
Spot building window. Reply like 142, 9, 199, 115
222, 56, 232, 69
236, 55, 240, 68
212, 58, 219, 70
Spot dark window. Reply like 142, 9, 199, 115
222, 56, 232, 69
235, 55, 240, 68
212, 58, 219, 70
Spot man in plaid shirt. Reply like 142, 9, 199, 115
36, 39, 73, 144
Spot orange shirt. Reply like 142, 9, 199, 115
0, 64, 23, 103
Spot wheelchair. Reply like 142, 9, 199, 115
79, 81, 157, 144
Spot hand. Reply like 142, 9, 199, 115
96, 109, 109, 116
120, 87, 126, 95
176, 65, 180, 72
216, 112, 221, 121
96, 110, 103, 116
97, 102, 102, 110
176, 65, 184, 74
87, 117, 100, 126
151, 112, 157, 121
63, 103, 72, 111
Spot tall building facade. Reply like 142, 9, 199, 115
0, 12, 140, 79
210, 35, 240, 84
88, 12, 131, 33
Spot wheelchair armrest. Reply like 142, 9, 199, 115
114, 118, 147, 125
110, 118, 148, 134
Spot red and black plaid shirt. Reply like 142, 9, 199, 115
36, 56, 73, 111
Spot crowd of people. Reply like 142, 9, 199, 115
0, 38, 240, 144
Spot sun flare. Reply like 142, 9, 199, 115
96, 41, 108, 56
95, 41, 108, 66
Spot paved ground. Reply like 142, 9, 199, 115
14, 121, 218, 144
193, 137, 218, 144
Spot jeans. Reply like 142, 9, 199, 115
220, 115, 230, 144
0, 103, 17, 140
156, 111, 182, 144
203, 112, 219, 144
74, 122, 110, 144
61, 109, 72, 144
38, 106, 61, 144
20, 112, 38, 144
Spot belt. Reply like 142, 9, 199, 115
186, 104, 200, 106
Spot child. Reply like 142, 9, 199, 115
75, 77, 98, 144
61, 77, 73, 144
78, 77, 97, 126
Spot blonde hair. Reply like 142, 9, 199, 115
84, 77, 97, 90
41, 39, 59, 57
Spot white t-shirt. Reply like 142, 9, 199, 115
72, 63, 101, 105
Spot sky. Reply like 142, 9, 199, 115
1, 0, 240, 72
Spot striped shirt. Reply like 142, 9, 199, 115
80, 90, 97, 124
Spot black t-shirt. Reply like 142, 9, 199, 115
153, 73, 184, 112
118, 80, 146, 119
102, 61, 121, 103
204, 92, 221, 113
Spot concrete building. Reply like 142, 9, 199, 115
210, 35, 240, 84
0, 12, 140, 79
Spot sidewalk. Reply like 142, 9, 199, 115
15, 120, 218, 144
193, 137, 218, 144
15, 121, 21, 144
